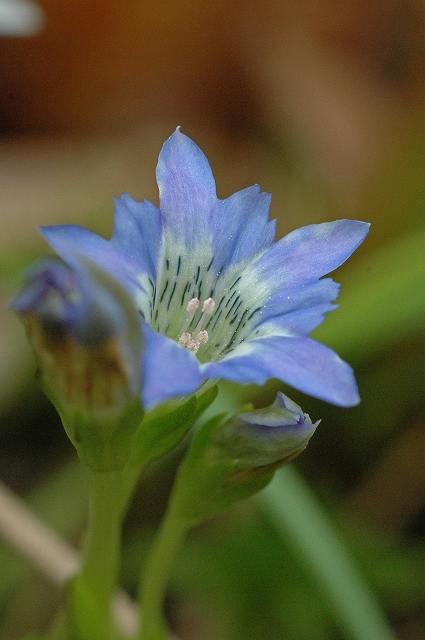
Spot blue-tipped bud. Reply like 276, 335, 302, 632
12, 257, 144, 468
218, 392, 320, 468
170, 393, 320, 524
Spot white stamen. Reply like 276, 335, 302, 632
178, 328, 209, 354
181, 297, 200, 332
186, 297, 200, 315
192, 296, 216, 335
197, 330, 209, 345
178, 331, 192, 348
202, 297, 215, 314
187, 337, 200, 353
179, 297, 215, 354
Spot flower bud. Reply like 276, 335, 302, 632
218, 392, 320, 469
170, 393, 319, 524
11, 257, 144, 468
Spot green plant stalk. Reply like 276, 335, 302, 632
79, 469, 126, 608
139, 506, 188, 640
74, 465, 140, 639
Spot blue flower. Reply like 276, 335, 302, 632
12, 257, 143, 413
39, 128, 369, 409
219, 392, 320, 467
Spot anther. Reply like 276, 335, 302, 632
178, 332, 192, 348
202, 297, 215, 314
187, 297, 200, 315
178, 297, 214, 354
197, 330, 209, 345
187, 337, 200, 353
178, 328, 209, 354
193, 296, 216, 334
181, 297, 200, 332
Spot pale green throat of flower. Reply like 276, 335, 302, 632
136, 247, 264, 363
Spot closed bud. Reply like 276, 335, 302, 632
11, 257, 144, 468
217, 392, 320, 469
170, 393, 320, 523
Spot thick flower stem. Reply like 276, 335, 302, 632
73, 468, 131, 640
82, 470, 124, 602
139, 508, 188, 640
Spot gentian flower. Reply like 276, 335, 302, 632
39, 128, 369, 409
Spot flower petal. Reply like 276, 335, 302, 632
156, 128, 217, 247
142, 324, 203, 409
40, 224, 136, 291
112, 194, 162, 278
256, 278, 340, 336
203, 335, 359, 407
212, 185, 275, 269
220, 391, 320, 466
250, 220, 370, 290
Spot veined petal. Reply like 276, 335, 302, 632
249, 220, 370, 289
142, 324, 203, 409
256, 278, 340, 335
203, 335, 359, 407
212, 185, 275, 269
156, 128, 217, 248
258, 302, 338, 336
112, 194, 162, 278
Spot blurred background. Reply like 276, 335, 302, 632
0, 1, 424, 638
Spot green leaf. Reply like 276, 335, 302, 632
261, 467, 396, 640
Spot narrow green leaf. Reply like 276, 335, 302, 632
261, 467, 396, 640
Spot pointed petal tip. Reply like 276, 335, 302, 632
164, 125, 190, 147
342, 219, 371, 243
156, 126, 217, 237
162, 126, 199, 153
39, 223, 70, 245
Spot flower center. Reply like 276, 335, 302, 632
178, 297, 215, 353
137, 252, 264, 362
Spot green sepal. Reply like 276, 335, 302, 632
170, 414, 275, 525
51, 390, 144, 472
130, 385, 218, 468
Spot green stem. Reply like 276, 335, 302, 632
80, 469, 125, 606
71, 467, 137, 640
67, 459, 147, 640
139, 507, 188, 640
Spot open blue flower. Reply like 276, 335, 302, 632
40, 128, 369, 409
